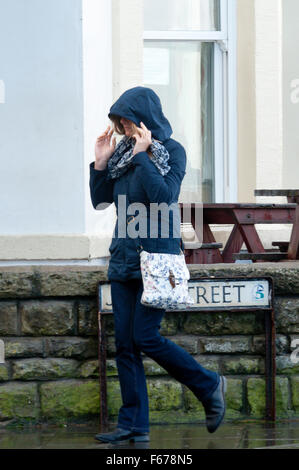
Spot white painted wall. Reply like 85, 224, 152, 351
282, 0, 299, 188
82, 0, 115, 239
237, 0, 256, 203
253, 0, 291, 246
0, 0, 84, 234
0, 0, 294, 260
255, 0, 283, 201
112, 0, 144, 99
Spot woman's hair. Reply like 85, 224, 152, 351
109, 114, 138, 136
109, 115, 160, 151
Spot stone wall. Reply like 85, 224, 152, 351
0, 263, 299, 426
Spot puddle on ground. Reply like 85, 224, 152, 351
0, 421, 299, 449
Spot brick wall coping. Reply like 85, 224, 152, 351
0, 262, 298, 298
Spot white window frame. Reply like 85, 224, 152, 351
143, 0, 237, 203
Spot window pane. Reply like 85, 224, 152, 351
144, 0, 220, 31
143, 41, 215, 203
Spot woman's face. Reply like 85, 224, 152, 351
120, 117, 136, 137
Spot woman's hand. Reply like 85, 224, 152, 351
132, 122, 152, 156
94, 125, 116, 170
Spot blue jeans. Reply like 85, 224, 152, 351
110, 278, 220, 433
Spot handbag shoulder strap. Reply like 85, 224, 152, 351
125, 177, 144, 254
125, 172, 185, 253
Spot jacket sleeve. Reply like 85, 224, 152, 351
131, 144, 186, 205
89, 161, 114, 209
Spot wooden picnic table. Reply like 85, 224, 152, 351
179, 202, 296, 263
255, 190, 299, 260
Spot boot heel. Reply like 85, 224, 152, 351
130, 434, 150, 442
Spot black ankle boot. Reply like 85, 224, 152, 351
202, 375, 227, 433
95, 427, 150, 443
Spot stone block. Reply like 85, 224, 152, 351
44, 337, 97, 359
20, 301, 75, 336
182, 387, 205, 419
276, 355, 299, 375
79, 360, 99, 378
38, 268, 107, 296
103, 315, 115, 336
275, 377, 290, 417
78, 300, 98, 336
0, 270, 34, 299
0, 365, 9, 382
182, 312, 263, 335
290, 376, 299, 412
3, 338, 43, 358
290, 335, 299, 359
247, 378, 265, 418
252, 335, 289, 355
247, 377, 289, 418
222, 357, 264, 375
225, 378, 243, 418
164, 335, 198, 354
0, 382, 39, 420
159, 314, 179, 335
107, 379, 122, 417
12, 358, 79, 380
193, 355, 220, 373
275, 298, 299, 334
147, 379, 182, 411
106, 336, 116, 357
40, 380, 100, 419
83, 358, 169, 378
142, 359, 168, 376
106, 359, 118, 377
198, 336, 250, 354
0, 302, 18, 335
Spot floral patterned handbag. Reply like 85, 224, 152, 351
138, 248, 195, 310
126, 187, 194, 310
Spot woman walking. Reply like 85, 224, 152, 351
89, 86, 226, 444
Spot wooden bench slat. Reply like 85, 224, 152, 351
272, 241, 289, 252
184, 242, 223, 250
254, 189, 299, 196
232, 252, 288, 261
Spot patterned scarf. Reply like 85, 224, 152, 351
107, 135, 171, 180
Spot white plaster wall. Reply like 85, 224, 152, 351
84, 0, 144, 258
0, 0, 85, 234
255, 0, 283, 200
253, 0, 291, 246
0, 0, 292, 260
237, 0, 256, 203
82, 0, 115, 240
112, 0, 143, 99
282, 0, 299, 187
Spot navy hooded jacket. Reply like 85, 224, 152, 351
89, 86, 187, 281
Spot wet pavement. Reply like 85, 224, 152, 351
0, 421, 299, 449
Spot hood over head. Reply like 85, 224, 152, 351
108, 86, 172, 142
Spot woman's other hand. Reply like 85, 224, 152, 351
132, 122, 152, 156
94, 125, 116, 170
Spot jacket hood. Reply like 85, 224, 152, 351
108, 86, 173, 142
